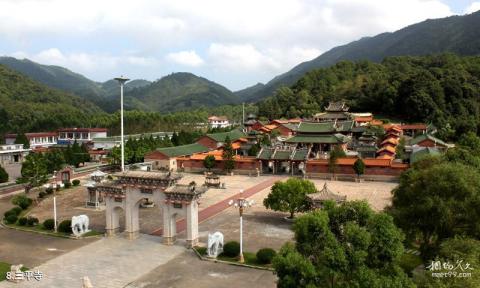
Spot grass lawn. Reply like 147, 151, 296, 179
0, 262, 28, 282
6, 222, 102, 238
399, 253, 423, 276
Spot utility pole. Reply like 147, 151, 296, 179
114, 76, 130, 172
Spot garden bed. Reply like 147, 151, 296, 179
192, 246, 274, 271
0, 262, 28, 282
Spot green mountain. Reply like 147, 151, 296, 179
125, 72, 238, 112
240, 11, 480, 102
257, 54, 480, 140
0, 64, 104, 134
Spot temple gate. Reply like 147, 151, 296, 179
94, 171, 206, 247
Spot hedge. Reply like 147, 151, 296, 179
58, 220, 72, 233
256, 248, 276, 264
223, 241, 240, 257
43, 219, 55, 230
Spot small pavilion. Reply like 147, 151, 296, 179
307, 183, 346, 209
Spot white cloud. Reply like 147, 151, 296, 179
0, 0, 456, 89
166, 50, 204, 67
465, 2, 480, 14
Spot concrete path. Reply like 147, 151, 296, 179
151, 176, 282, 236
0, 234, 185, 288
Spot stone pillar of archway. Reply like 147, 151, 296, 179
98, 186, 126, 237
163, 182, 207, 247
125, 194, 140, 240
185, 200, 199, 247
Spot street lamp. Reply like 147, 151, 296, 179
114, 76, 130, 172
228, 189, 254, 263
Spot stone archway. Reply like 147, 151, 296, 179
96, 171, 207, 247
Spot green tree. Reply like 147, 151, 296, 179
328, 146, 346, 179
18, 153, 48, 192
353, 158, 365, 179
390, 162, 480, 259
222, 135, 235, 173
263, 178, 317, 219
414, 237, 480, 287
44, 150, 66, 174
14, 133, 30, 149
0, 164, 8, 183
203, 155, 216, 171
273, 201, 413, 288
247, 144, 260, 156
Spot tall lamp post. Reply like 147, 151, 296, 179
228, 189, 254, 263
114, 76, 130, 172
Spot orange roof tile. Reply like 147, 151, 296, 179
400, 124, 427, 130
355, 116, 373, 122
377, 146, 396, 155
264, 124, 278, 130
381, 138, 399, 146
370, 119, 384, 126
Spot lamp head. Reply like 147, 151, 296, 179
114, 76, 130, 84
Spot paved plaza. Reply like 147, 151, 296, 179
1, 173, 399, 287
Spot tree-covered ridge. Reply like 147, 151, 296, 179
0, 64, 105, 135
258, 54, 480, 139
241, 10, 480, 102
125, 72, 239, 112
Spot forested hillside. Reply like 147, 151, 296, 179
125, 72, 238, 112
0, 64, 104, 134
257, 54, 480, 139
243, 11, 480, 102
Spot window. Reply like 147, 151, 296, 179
114, 197, 123, 202
141, 188, 153, 194
173, 203, 182, 209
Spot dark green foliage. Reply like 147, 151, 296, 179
328, 146, 346, 176
4, 214, 18, 224
245, 11, 480, 102
263, 178, 317, 219
0, 165, 8, 183
43, 219, 55, 230
38, 191, 46, 199
222, 136, 235, 173
353, 158, 365, 177
256, 248, 276, 264
58, 220, 72, 233
44, 150, 65, 174
414, 237, 480, 287
17, 153, 48, 191
11, 195, 32, 210
258, 54, 480, 139
195, 246, 207, 256
273, 201, 413, 287
45, 188, 54, 194
17, 217, 28, 226
14, 133, 30, 149
223, 241, 240, 257
203, 155, 216, 170
390, 160, 480, 260
4, 207, 22, 218
26, 217, 39, 226
72, 179, 80, 186
63, 181, 72, 189
247, 144, 260, 156
0, 64, 103, 134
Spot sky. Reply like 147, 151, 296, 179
0, 0, 479, 91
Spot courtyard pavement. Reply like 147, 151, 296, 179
0, 234, 185, 288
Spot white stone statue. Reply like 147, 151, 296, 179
8, 264, 23, 283
81, 276, 93, 288
71, 215, 90, 237
207, 231, 224, 258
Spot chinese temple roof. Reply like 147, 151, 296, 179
307, 183, 346, 203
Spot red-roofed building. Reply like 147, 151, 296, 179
4, 132, 58, 149
400, 124, 427, 137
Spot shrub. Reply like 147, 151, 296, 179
43, 219, 55, 230
18, 217, 28, 226
72, 179, 80, 186
27, 217, 39, 226
4, 207, 22, 218
4, 214, 18, 224
12, 195, 33, 210
195, 246, 207, 256
38, 191, 47, 199
256, 248, 277, 264
58, 219, 72, 233
223, 241, 240, 257
63, 181, 72, 189
45, 188, 54, 194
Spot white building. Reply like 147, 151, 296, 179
4, 132, 58, 149
92, 132, 173, 150
57, 128, 108, 145
0, 144, 30, 166
208, 116, 231, 129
